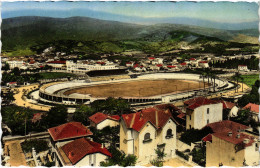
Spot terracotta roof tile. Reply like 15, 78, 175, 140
184, 97, 219, 110
243, 103, 259, 114
61, 138, 112, 165
204, 120, 249, 133
122, 105, 174, 132
89, 112, 120, 124
48, 122, 93, 141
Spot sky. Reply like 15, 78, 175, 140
1, 1, 259, 26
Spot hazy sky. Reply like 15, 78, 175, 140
2, 1, 258, 23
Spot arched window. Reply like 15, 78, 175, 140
166, 129, 173, 139
143, 133, 152, 143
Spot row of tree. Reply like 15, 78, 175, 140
209, 57, 258, 70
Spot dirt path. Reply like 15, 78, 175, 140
13, 84, 51, 111
5, 140, 27, 166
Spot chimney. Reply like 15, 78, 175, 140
101, 143, 104, 149
228, 132, 232, 137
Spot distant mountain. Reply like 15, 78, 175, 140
3, 8, 258, 30
2, 16, 259, 51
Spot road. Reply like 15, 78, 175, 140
13, 84, 51, 111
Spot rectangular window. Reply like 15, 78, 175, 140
207, 119, 209, 124
207, 108, 210, 114
190, 115, 191, 120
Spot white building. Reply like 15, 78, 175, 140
120, 105, 177, 165
184, 97, 223, 130
238, 65, 249, 71
89, 112, 120, 130
198, 61, 209, 68
46, 60, 67, 70
66, 60, 119, 73
7, 60, 24, 69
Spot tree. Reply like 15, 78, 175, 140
12, 67, 21, 76
100, 146, 137, 167
44, 104, 68, 127
4, 91, 15, 105
232, 72, 242, 93
73, 104, 94, 125
91, 97, 131, 115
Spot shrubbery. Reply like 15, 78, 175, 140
21, 139, 49, 153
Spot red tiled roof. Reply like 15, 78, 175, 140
39, 65, 44, 68
238, 65, 247, 67
8, 82, 17, 84
61, 138, 112, 165
156, 64, 163, 67
190, 58, 196, 61
167, 65, 176, 68
177, 113, 186, 119
212, 131, 255, 147
204, 120, 249, 133
202, 134, 212, 142
180, 62, 187, 66
133, 64, 139, 68
47, 61, 66, 64
48, 122, 93, 141
89, 112, 120, 125
126, 62, 132, 64
148, 57, 155, 60
214, 99, 236, 109
184, 97, 219, 110
243, 103, 259, 114
96, 62, 106, 65
122, 105, 174, 132
199, 61, 208, 63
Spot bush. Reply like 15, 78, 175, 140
21, 139, 49, 153
176, 150, 189, 161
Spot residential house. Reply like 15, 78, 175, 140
238, 65, 249, 72
120, 105, 177, 165
243, 103, 259, 122
47, 122, 93, 166
198, 61, 209, 68
55, 137, 111, 166
184, 97, 223, 130
213, 99, 239, 119
203, 121, 259, 167
89, 112, 120, 130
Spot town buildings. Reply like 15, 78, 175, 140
120, 105, 177, 165
47, 122, 111, 166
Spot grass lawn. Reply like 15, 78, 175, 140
39, 72, 76, 79
240, 74, 259, 87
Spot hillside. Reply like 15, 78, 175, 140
1, 16, 259, 56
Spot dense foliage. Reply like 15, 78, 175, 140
237, 80, 259, 107
191, 147, 206, 166
21, 139, 49, 153
73, 104, 95, 125
90, 126, 120, 148
91, 97, 131, 115
44, 104, 68, 128
180, 127, 213, 145
209, 57, 259, 70
100, 146, 137, 167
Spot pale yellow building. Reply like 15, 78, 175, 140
120, 105, 177, 165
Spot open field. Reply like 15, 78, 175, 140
239, 74, 259, 87
64, 79, 208, 98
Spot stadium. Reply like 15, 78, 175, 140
34, 73, 234, 105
